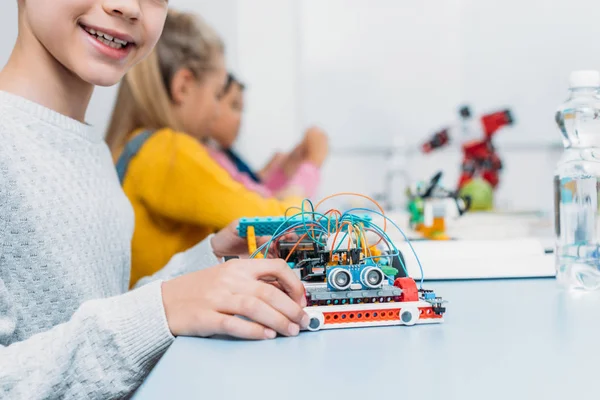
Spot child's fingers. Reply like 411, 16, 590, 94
211, 312, 276, 340
251, 281, 308, 328
224, 294, 299, 337
247, 260, 306, 306
264, 280, 284, 291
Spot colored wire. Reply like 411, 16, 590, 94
330, 220, 354, 258
248, 193, 424, 288
362, 224, 409, 277
300, 199, 318, 242
314, 192, 387, 245
284, 206, 303, 218
285, 233, 309, 262
252, 220, 327, 259
340, 207, 424, 287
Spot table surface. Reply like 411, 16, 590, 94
133, 278, 599, 400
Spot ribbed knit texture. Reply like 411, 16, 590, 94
0, 91, 221, 399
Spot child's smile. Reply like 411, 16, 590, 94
13, 0, 169, 88
80, 23, 136, 61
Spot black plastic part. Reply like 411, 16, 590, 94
223, 256, 239, 261
503, 109, 515, 125
462, 195, 472, 214
349, 248, 362, 264
433, 305, 446, 315
459, 105, 472, 119
422, 171, 443, 198
390, 250, 408, 278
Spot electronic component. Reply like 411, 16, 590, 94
237, 194, 446, 331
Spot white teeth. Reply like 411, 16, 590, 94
83, 26, 129, 48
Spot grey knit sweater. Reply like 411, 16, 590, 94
0, 91, 221, 399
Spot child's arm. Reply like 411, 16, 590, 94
133, 232, 222, 288
208, 147, 274, 198
0, 259, 309, 399
258, 152, 287, 181
262, 127, 328, 197
0, 280, 174, 398
132, 132, 303, 229
274, 161, 322, 199
132, 219, 255, 288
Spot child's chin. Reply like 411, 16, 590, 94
78, 68, 126, 88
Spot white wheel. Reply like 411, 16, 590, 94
305, 310, 324, 332
399, 305, 419, 326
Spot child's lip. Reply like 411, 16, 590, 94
79, 22, 137, 46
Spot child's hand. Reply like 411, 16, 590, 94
303, 126, 329, 167
211, 220, 251, 259
211, 220, 285, 259
161, 258, 310, 339
280, 127, 329, 177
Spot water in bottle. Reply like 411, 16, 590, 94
554, 70, 600, 291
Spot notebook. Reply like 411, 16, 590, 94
394, 238, 555, 280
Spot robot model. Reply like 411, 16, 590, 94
237, 197, 446, 332
422, 105, 515, 191
406, 171, 471, 240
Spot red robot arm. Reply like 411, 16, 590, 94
422, 129, 450, 153
480, 109, 514, 139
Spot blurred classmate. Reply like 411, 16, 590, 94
206, 73, 329, 199
105, 12, 312, 286
0, 3, 308, 399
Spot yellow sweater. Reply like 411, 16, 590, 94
116, 128, 302, 287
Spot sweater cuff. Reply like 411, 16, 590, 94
177, 234, 223, 273
105, 280, 174, 373
157, 234, 223, 280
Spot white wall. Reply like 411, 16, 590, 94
0, 4, 18, 70
234, 0, 302, 166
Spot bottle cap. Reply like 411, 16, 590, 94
569, 70, 600, 88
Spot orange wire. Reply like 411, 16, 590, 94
315, 192, 386, 246
285, 233, 308, 262
321, 209, 342, 234
266, 222, 322, 260
281, 206, 361, 262
330, 220, 354, 261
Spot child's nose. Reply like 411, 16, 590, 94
102, 0, 141, 22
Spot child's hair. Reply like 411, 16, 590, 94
105, 9, 224, 150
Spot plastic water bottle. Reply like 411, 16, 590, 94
554, 70, 600, 291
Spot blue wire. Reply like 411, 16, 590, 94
252, 218, 329, 259
249, 204, 423, 288
300, 198, 322, 245
254, 223, 328, 259
339, 207, 425, 288
361, 223, 409, 277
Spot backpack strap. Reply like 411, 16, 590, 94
115, 130, 154, 185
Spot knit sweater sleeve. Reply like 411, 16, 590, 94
133, 234, 222, 288
0, 280, 174, 399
